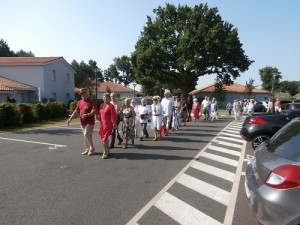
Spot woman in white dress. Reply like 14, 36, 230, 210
131, 98, 140, 138
151, 96, 163, 141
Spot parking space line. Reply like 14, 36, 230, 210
0, 137, 67, 148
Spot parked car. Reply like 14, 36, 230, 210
285, 102, 300, 110
245, 117, 300, 225
240, 109, 300, 149
281, 100, 300, 110
254, 101, 267, 112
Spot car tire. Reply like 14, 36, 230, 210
252, 134, 270, 150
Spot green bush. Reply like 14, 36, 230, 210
69, 100, 78, 114
33, 103, 47, 120
0, 103, 19, 127
15, 103, 36, 124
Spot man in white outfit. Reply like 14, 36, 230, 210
161, 89, 174, 136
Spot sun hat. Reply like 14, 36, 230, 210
79, 88, 88, 95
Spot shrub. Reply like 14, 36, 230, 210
0, 103, 19, 127
15, 103, 36, 123
33, 103, 47, 120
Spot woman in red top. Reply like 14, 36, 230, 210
192, 98, 200, 122
98, 93, 117, 159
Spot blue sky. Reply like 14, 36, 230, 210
1, 0, 299, 90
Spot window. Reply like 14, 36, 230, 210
52, 70, 56, 81
66, 73, 70, 82
51, 92, 56, 101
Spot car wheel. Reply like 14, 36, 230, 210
252, 134, 270, 150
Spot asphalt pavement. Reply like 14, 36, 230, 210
0, 115, 256, 225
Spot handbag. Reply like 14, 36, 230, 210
161, 123, 167, 135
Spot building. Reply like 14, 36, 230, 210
75, 81, 140, 100
0, 76, 38, 103
0, 57, 75, 104
190, 83, 271, 106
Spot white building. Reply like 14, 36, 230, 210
0, 57, 75, 104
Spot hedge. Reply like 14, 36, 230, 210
0, 101, 68, 128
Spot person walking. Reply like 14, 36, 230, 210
226, 101, 233, 115
233, 100, 241, 121
266, 99, 274, 113
110, 92, 123, 148
274, 99, 281, 113
151, 96, 163, 141
121, 98, 135, 149
179, 96, 188, 126
131, 98, 140, 138
172, 96, 181, 130
98, 93, 117, 159
186, 95, 193, 122
192, 98, 200, 122
161, 89, 174, 135
247, 99, 255, 116
138, 98, 152, 141
67, 88, 97, 156
210, 98, 218, 121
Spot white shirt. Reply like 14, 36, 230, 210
138, 105, 151, 123
161, 97, 174, 116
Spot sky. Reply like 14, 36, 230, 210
1, 0, 300, 91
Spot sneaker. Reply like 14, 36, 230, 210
82, 150, 89, 155
88, 148, 95, 156
102, 154, 108, 159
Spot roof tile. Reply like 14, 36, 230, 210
0, 76, 37, 91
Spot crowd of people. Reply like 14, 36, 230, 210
67, 88, 222, 159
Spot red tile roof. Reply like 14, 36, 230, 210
190, 83, 270, 95
75, 81, 137, 93
0, 57, 63, 65
0, 76, 37, 91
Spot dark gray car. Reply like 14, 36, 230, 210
245, 117, 300, 225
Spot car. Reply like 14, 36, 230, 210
285, 102, 300, 110
245, 117, 300, 225
254, 101, 267, 112
280, 100, 300, 110
240, 109, 300, 149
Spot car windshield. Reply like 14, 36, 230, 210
268, 122, 300, 161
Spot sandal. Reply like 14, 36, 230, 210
122, 146, 127, 149
153, 138, 158, 141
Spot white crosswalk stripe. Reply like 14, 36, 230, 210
207, 144, 241, 157
127, 120, 246, 225
155, 192, 222, 225
191, 161, 236, 182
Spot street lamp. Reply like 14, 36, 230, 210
133, 81, 137, 97
95, 68, 99, 107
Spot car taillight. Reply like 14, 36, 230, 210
265, 164, 300, 189
246, 117, 267, 125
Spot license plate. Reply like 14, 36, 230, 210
245, 180, 250, 199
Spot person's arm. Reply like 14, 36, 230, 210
67, 108, 79, 125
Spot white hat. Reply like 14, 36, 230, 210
164, 89, 170, 94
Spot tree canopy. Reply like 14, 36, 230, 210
131, 3, 253, 97
259, 66, 282, 95
0, 39, 34, 57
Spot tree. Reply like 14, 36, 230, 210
15, 49, 35, 57
287, 81, 300, 97
71, 59, 103, 88
245, 78, 256, 98
131, 3, 253, 97
0, 39, 14, 56
113, 55, 135, 86
259, 66, 282, 96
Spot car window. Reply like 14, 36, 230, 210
268, 122, 300, 161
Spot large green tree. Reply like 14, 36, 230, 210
259, 66, 282, 96
113, 55, 135, 86
15, 49, 34, 57
131, 3, 253, 97
71, 59, 103, 88
278, 80, 300, 96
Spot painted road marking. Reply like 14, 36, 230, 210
127, 120, 246, 225
216, 135, 244, 143
0, 137, 67, 148
211, 140, 242, 148
191, 161, 235, 182
155, 192, 222, 225
207, 145, 241, 157
202, 152, 239, 167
